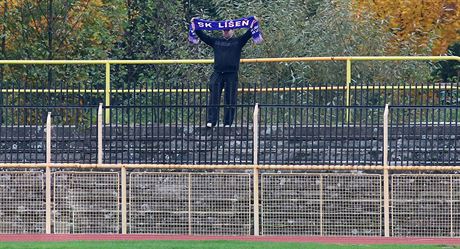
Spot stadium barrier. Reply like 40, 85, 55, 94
2, 105, 458, 166
1, 56, 459, 123
1, 104, 460, 236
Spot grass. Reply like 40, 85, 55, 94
0, 241, 459, 249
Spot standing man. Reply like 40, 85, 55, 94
190, 17, 262, 127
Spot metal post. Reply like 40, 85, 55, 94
105, 63, 111, 124
98, 103, 103, 165
383, 104, 390, 237
451, 175, 454, 237
188, 173, 192, 235
45, 112, 52, 234
345, 59, 352, 123
319, 175, 323, 236
253, 103, 260, 236
121, 166, 127, 234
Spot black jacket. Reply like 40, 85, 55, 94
196, 29, 252, 72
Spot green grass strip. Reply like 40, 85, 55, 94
0, 240, 458, 249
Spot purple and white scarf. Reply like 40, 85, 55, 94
189, 16, 263, 44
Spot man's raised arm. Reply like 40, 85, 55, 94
195, 30, 215, 47
239, 17, 261, 47
239, 29, 252, 47
191, 18, 215, 47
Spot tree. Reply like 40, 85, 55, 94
0, 0, 125, 106
353, 0, 460, 55
432, 42, 460, 81
204, 0, 426, 83
1, 0, 6, 82
109, 0, 194, 108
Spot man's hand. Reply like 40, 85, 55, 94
250, 16, 258, 28
190, 17, 196, 30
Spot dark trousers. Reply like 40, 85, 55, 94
207, 71, 238, 126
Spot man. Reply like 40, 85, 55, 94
191, 17, 260, 128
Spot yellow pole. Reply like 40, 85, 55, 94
98, 103, 103, 165
188, 174, 192, 235
121, 166, 127, 234
105, 63, 111, 124
383, 104, 390, 237
45, 112, 52, 234
253, 103, 260, 236
319, 175, 323, 236
346, 59, 352, 123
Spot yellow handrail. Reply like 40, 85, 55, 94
1, 56, 459, 123
0, 56, 458, 64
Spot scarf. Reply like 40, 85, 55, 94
189, 16, 263, 45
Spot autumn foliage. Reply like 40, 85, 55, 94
354, 0, 460, 54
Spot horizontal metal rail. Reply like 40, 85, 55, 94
1, 56, 458, 123
0, 56, 458, 64
2, 163, 460, 171
1, 85, 457, 94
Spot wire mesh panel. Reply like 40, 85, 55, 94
261, 174, 321, 235
190, 174, 251, 235
392, 174, 452, 237
0, 171, 45, 233
129, 173, 251, 235
53, 172, 119, 234
452, 177, 460, 237
129, 173, 189, 234
322, 174, 381, 236
261, 173, 381, 236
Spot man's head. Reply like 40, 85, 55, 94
222, 29, 234, 39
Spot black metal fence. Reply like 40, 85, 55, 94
0, 107, 47, 163
1, 80, 458, 107
258, 106, 385, 165
1, 104, 459, 166
389, 106, 460, 166
0, 106, 99, 163
103, 105, 254, 164
51, 106, 99, 164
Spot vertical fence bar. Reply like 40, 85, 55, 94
319, 174, 323, 236
451, 175, 454, 237
383, 104, 390, 237
105, 63, 111, 124
345, 59, 352, 123
253, 103, 260, 236
98, 103, 103, 165
45, 112, 52, 234
121, 166, 127, 234
188, 173, 192, 235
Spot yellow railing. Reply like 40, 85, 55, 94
1, 56, 459, 122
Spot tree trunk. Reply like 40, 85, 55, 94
0, 0, 7, 123
1, 0, 7, 84
125, 0, 136, 85
47, 0, 53, 87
